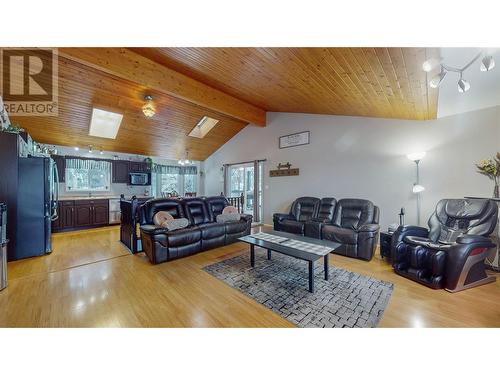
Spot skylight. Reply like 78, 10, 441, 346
88, 108, 124, 139
188, 116, 219, 138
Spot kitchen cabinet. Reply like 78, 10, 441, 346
129, 161, 151, 173
51, 155, 65, 182
60, 201, 75, 228
92, 201, 109, 225
52, 199, 109, 231
74, 204, 92, 227
112, 160, 130, 183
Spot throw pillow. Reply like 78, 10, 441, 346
216, 213, 241, 223
222, 205, 239, 214
153, 211, 174, 226
164, 218, 190, 231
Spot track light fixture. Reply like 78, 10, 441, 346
480, 55, 495, 72
429, 68, 447, 88
457, 73, 470, 93
423, 50, 495, 93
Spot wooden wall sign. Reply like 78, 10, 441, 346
269, 162, 299, 177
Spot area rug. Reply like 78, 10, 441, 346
203, 250, 393, 328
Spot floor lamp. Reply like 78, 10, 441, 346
407, 152, 426, 226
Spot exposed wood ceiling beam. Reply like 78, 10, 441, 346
58, 48, 267, 126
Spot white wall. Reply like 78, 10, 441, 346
204, 106, 500, 229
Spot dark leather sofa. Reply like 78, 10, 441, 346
273, 197, 380, 260
391, 198, 498, 292
140, 196, 252, 264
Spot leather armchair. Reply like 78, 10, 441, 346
304, 198, 337, 239
273, 197, 320, 235
321, 199, 380, 260
391, 198, 498, 292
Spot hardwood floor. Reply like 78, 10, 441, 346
1, 226, 499, 327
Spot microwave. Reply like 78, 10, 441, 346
129, 173, 150, 185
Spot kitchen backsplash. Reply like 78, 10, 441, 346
59, 182, 151, 198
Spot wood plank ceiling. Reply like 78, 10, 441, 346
6, 48, 438, 160
7, 54, 248, 160
132, 48, 439, 121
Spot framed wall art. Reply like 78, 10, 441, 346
279, 131, 310, 149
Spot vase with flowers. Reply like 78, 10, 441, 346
476, 154, 500, 198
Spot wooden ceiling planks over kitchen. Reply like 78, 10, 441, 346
6, 47, 439, 160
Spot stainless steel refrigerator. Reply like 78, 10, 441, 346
15, 156, 59, 259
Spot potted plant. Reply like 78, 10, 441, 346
476, 154, 500, 198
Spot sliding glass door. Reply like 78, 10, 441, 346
226, 161, 263, 223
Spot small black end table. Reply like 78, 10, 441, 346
379, 231, 393, 259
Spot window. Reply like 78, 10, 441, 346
66, 158, 111, 192
153, 164, 197, 197
159, 173, 181, 195
184, 174, 196, 194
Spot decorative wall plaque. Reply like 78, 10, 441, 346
269, 162, 299, 177
279, 131, 310, 149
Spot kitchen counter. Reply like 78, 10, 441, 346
59, 195, 152, 201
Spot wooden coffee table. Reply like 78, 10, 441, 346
238, 229, 341, 293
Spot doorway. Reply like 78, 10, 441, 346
225, 161, 264, 223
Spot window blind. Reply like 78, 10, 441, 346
66, 158, 111, 171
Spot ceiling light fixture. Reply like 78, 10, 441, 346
457, 73, 470, 93
480, 55, 495, 72
74, 147, 79, 151
429, 68, 447, 88
88, 145, 93, 153
178, 150, 192, 166
423, 50, 495, 93
422, 57, 440, 72
142, 95, 156, 118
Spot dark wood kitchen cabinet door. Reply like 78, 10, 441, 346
112, 160, 130, 183
51, 155, 65, 182
74, 204, 92, 227
60, 204, 75, 228
129, 161, 151, 173
92, 203, 109, 225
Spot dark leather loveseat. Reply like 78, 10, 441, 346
391, 198, 498, 292
273, 197, 380, 260
140, 196, 252, 264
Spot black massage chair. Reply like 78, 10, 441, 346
391, 198, 498, 292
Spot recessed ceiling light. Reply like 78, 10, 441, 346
74, 147, 79, 151
89, 108, 123, 139
188, 116, 219, 138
